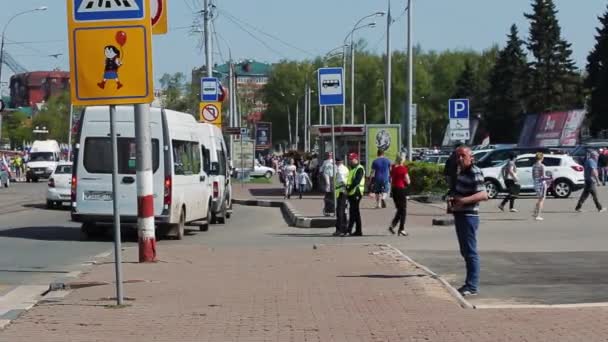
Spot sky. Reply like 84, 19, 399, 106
0, 0, 606, 89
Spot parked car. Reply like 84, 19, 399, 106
73, 106, 214, 240
481, 154, 584, 199
46, 162, 72, 209
235, 161, 275, 179
473, 149, 493, 161
569, 142, 608, 165
422, 154, 450, 166
475, 147, 563, 169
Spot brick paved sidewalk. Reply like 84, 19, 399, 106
2, 244, 608, 342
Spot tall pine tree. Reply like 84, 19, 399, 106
524, 0, 581, 113
586, 4, 608, 135
485, 25, 528, 143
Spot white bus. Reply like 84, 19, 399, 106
72, 106, 213, 239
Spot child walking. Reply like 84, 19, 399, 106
297, 168, 312, 199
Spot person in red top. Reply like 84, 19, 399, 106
388, 154, 411, 236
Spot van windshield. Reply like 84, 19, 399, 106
29, 152, 56, 162
83, 138, 160, 174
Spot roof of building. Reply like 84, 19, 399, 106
214, 60, 272, 77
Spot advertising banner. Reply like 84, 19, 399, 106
533, 111, 569, 147
365, 125, 401, 176
518, 114, 539, 146
255, 122, 272, 151
560, 110, 586, 146
233, 139, 255, 171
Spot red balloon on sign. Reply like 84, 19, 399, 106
115, 31, 127, 47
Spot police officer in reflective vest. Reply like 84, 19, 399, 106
346, 153, 365, 236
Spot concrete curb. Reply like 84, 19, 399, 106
381, 244, 475, 309
233, 199, 335, 229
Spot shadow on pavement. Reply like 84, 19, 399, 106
337, 274, 427, 279
269, 233, 387, 238
249, 188, 285, 197
0, 226, 141, 242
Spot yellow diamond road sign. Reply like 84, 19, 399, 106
67, 0, 154, 106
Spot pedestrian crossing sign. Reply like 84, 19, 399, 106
67, 0, 154, 105
73, 0, 145, 22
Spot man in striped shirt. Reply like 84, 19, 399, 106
451, 146, 489, 296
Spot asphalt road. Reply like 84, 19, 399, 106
1, 182, 607, 307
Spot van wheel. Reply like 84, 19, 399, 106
217, 202, 227, 224
174, 209, 185, 240
200, 203, 211, 231
265, 171, 273, 179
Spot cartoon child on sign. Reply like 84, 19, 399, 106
97, 31, 127, 90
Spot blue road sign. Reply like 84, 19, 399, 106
201, 77, 219, 102
73, 0, 145, 22
449, 99, 470, 119
318, 67, 344, 106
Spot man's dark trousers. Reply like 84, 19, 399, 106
336, 192, 348, 234
576, 180, 603, 210
454, 213, 480, 292
348, 193, 362, 234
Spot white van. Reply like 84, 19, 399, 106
26, 140, 61, 182
198, 123, 232, 223
72, 106, 213, 239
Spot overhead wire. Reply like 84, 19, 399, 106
220, 12, 289, 60
217, 7, 317, 58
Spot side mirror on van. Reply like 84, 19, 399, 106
211, 162, 219, 173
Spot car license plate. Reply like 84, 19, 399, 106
34, 171, 44, 175
84, 191, 112, 201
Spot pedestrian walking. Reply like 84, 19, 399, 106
498, 153, 519, 212
333, 157, 350, 236
388, 154, 410, 236
346, 153, 365, 236
599, 149, 608, 186
532, 153, 551, 221
370, 149, 391, 208
296, 168, 311, 199
283, 159, 297, 200
320, 153, 335, 216
449, 146, 488, 297
575, 151, 606, 213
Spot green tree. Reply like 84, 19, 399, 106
159, 72, 198, 114
585, 4, 608, 135
2, 111, 32, 148
524, 0, 581, 113
32, 91, 72, 143
485, 24, 528, 143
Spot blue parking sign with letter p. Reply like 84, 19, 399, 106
449, 99, 469, 119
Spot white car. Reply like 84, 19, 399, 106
236, 162, 275, 179
47, 162, 73, 208
481, 154, 585, 199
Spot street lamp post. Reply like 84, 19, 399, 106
344, 12, 384, 124
407, 0, 414, 161
0, 6, 48, 86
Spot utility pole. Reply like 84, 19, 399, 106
350, 41, 355, 124
295, 99, 299, 150
304, 84, 308, 152
386, 0, 392, 124
287, 106, 292, 149
407, 0, 414, 161
135, 103, 156, 262
203, 0, 212, 77
342, 48, 347, 125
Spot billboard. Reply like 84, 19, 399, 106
365, 125, 401, 176
255, 122, 272, 151
518, 110, 586, 147
233, 139, 255, 171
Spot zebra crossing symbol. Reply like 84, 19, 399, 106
73, 0, 145, 22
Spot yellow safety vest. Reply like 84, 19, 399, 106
347, 164, 365, 196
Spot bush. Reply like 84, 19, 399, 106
406, 161, 448, 195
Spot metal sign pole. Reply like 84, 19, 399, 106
331, 107, 337, 217
109, 105, 124, 306
68, 105, 74, 161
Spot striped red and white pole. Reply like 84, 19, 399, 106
137, 169, 156, 262
134, 104, 156, 262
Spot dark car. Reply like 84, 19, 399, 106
570, 142, 608, 165
475, 147, 563, 169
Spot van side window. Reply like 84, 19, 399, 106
172, 140, 201, 176
201, 146, 211, 174
217, 149, 226, 176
